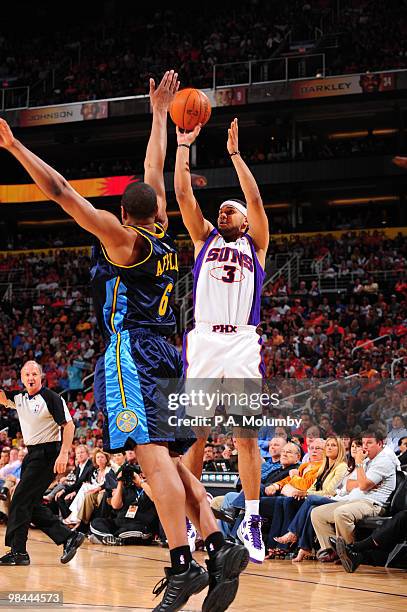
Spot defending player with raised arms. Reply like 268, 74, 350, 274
0, 74, 249, 612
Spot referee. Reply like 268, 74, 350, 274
0, 360, 85, 565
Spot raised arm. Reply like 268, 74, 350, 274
174, 125, 213, 251
0, 119, 130, 252
227, 118, 269, 265
144, 70, 180, 231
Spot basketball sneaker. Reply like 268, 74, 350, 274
186, 518, 197, 553
237, 514, 265, 563
152, 559, 208, 612
202, 542, 249, 612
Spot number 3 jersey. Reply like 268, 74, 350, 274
90, 223, 178, 341
193, 228, 265, 326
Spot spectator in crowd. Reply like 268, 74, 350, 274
62, 449, 111, 528
213, 441, 301, 540
89, 462, 158, 546
386, 415, 407, 452
396, 436, 407, 466
265, 437, 347, 557
52, 445, 94, 519
311, 431, 398, 562
274, 437, 362, 561
336, 509, 407, 572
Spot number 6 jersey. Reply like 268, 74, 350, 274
90, 222, 178, 341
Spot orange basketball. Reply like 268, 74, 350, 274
170, 88, 211, 131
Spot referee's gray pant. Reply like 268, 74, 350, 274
6, 442, 72, 553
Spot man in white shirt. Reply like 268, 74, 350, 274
311, 431, 397, 558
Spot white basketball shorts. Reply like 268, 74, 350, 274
184, 323, 264, 379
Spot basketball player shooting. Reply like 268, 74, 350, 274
175, 118, 270, 563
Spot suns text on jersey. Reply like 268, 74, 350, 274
205, 247, 253, 271
156, 252, 178, 276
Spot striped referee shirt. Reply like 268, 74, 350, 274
4, 387, 72, 446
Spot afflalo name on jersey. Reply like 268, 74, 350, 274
90, 223, 178, 340
192, 228, 264, 326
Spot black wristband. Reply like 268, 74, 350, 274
178, 144, 191, 150
230, 151, 240, 157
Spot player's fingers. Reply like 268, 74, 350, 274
170, 72, 178, 92
175, 80, 180, 93
159, 71, 169, 90
149, 78, 155, 96
164, 70, 173, 88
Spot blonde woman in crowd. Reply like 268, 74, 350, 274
63, 449, 111, 528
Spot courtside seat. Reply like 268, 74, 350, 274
356, 471, 407, 531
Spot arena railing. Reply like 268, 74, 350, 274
351, 334, 391, 358
283, 373, 361, 414
212, 53, 326, 88
391, 356, 407, 379
0, 86, 30, 111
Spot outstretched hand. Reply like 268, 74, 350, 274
149, 69, 180, 112
176, 124, 201, 147
227, 117, 239, 155
393, 156, 407, 169
0, 118, 15, 149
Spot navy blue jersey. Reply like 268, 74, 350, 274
90, 223, 178, 340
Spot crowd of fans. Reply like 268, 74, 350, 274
0, 227, 406, 563
331, 0, 407, 75
1, 0, 406, 106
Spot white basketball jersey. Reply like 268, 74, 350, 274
192, 229, 264, 326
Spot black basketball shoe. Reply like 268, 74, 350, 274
202, 542, 250, 612
152, 559, 209, 611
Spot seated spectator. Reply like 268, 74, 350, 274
0, 448, 10, 469
311, 431, 398, 562
202, 444, 217, 471
275, 437, 362, 561
89, 462, 158, 546
396, 436, 407, 466
213, 441, 301, 539
266, 437, 347, 557
242, 440, 325, 553
386, 415, 407, 453
336, 509, 407, 572
63, 449, 111, 528
53, 445, 93, 519
0, 448, 26, 522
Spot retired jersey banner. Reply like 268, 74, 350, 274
0, 175, 138, 204
18, 101, 108, 127
291, 72, 396, 99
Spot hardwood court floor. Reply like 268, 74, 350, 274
0, 527, 405, 611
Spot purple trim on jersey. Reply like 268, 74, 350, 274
182, 331, 189, 375
192, 228, 219, 318
258, 336, 266, 379
245, 233, 265, 326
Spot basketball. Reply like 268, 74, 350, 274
170, 88, 211, 131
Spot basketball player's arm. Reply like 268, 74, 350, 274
0, 119, 132, 251
227, 118, 269, 265
175, 125, 214, 247
144, 70, 180, 231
